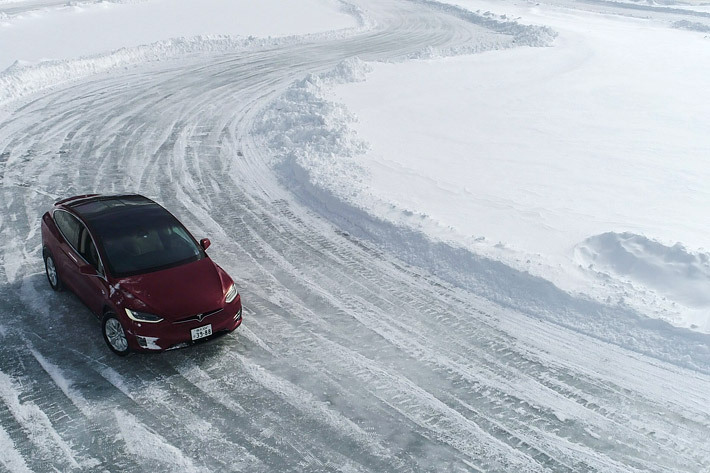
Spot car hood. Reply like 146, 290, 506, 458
115, 257, 229, 321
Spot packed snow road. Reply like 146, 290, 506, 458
0, 0, 709, 472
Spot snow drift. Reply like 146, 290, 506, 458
576, 232, 710, 308
255, 52, 710, 372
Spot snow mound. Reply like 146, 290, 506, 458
409, 0, 558, 47
255, 59, 369, 193
576, 232, 710, 308
673, 20, 710, 33
319, 57, 373, 84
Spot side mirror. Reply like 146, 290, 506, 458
200, 238, 211, 251
79, 264, 97, 276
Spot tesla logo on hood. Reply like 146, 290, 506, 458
196, 313, 205, 322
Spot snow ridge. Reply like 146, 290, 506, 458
336, 0, 374, 30
0, 1, 373, 106
256, 58, 371, 198
255, 53, 710, 374
580, 0, 710, 18
408, 0, 558, 47
673, 19, 710, 32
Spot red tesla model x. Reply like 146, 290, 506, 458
41, 194, 242, 355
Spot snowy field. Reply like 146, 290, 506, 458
0, 0, 357, 70
1, 0, 710, 472
314, 0, 710, 332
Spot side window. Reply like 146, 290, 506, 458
54, 211, 81, 250
78, 226, 102, 273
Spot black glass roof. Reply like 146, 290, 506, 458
69, 195, 167, 228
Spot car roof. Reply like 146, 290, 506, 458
64, 194, 167, 228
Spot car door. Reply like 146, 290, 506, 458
72, 223, 110, 315
52, 210, 82, 293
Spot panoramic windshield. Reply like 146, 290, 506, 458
96, 209, 203, 277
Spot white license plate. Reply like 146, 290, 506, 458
191, 324, 212, 341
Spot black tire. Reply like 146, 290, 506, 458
102, 313, 130, 356
43, 250, 63, 292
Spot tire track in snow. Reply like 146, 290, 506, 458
0, 354, 96, 471
207, 187, 708, 471
1, 0, 709, 471
0, 422, 31, 473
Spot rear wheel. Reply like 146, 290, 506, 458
102, 313, 130, 356
44, 251, 63, 291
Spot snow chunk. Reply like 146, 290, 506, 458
576, 232, 710, 308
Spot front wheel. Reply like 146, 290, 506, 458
102, 313, 130, 356
44, 251, 63, 292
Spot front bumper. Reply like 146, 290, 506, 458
125, 296, 242, 352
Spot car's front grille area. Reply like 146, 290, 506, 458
173, 308, 223, 324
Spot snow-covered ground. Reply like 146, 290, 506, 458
1, 0, 710, 472
0, 0, 357, 70
289, 0, 710, 332
0, 0, 364, 103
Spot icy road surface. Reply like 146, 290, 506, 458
0, 0, 709, 471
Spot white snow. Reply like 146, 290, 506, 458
0, 368, 85, 469
1, 0, 710, 471
0, 424, 32, 473
287, 0, 710, 332
29, 346, 93, 415
114, 409, 206, 472
576, 232, 710, 306
0, 0, 363, 103
0, 0, 357, 71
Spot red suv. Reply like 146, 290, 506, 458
41, 194, 242, 355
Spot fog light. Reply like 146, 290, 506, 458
234, 307, 242, 321
135, 335, 161, 350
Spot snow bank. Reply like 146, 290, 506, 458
408, 0, 557, 47
575, 0, 710, 17
255, 57, 372, 196
256, 5, 556, 198
0, 30, 368, 106
0, 0, 369, 105
324, 0, 710, 334
673, 19, 710, 32
576, 232, 710, 308
0, 0, 363, 71
0, 36, 257, 104
254, 11, 710, 370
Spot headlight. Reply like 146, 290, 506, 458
225, 283, 238, 304
125, 308, 163, 323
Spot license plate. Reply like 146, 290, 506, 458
191, 324, 212, 341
